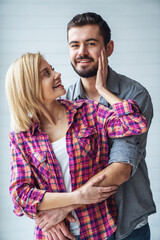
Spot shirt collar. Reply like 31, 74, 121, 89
59, 98, 84, 112
31, 120, 41, 136
107, 66, 119, 94
30, 100, 85, 135
72, 79, 86, 100
72, 66, 120, 100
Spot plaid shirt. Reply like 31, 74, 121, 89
9, 99, 148, 240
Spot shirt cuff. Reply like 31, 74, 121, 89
112, 100, 138, 117
13, 189, 46, 219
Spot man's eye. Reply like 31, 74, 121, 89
88, 42, 95, 46
71, 44, 79, 48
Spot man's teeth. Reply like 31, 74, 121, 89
80, 60, 90, 63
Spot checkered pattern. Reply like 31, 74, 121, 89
9, 99, 148, 240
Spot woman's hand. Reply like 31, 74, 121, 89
35, 207, 75, 230
95, 48, 123, 104
95, 48, 108, 93
77, 175, 117, 205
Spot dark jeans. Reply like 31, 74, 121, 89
75, 223, 150, 239
75, 236, 80, 240
75, 233, 115, 239
121, 223, 150, 240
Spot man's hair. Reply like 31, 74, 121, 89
5, 52, 47, 132
67, 12, 111, 46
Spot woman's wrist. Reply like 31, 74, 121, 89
71, 191, 83, 205
98, 87, 123, 105
97, 87, 109, 97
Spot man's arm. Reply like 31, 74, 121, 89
45, 221, 76, 240
82, 162, 132, 188
108, 87, 153, 176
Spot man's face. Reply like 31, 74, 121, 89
68, 24, 105, 78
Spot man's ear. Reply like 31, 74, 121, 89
106, 40, 114, 57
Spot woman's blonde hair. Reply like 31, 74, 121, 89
5, 52, 46, 132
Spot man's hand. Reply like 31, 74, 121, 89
45, 221, 75, 240
35, 207, 76, 232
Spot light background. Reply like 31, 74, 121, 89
0, 0, 160, 239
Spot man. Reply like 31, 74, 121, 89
36, 12, 156, 240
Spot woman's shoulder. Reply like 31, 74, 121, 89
58, 98, 98, 110
9, 126, 34, 144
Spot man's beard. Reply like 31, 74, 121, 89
71, 56, 98, 78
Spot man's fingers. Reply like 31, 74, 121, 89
38, 220, 50, 231
46, 231, 54, 240
35, 216, 43, 226
47, 229, 59, 240
50, 227, 68, 240
45, 222, 75, 240
42, 221, 54, 232
60, 222, 75, 240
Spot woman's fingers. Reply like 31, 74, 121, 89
96, 189, 117, 203
100, 185, 118, 192
90, 174, 105, 186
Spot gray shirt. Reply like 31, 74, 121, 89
62, 67, 156, 239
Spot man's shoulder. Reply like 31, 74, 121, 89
110, 68, 149, 98
113, 68, 144, 90
119, 73, 145, 90
61, 81, 79, 101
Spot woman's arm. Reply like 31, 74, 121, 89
9, 137, 114, 215
37, 174, 115, 210
95, 48, 123, 105
95, 49, 148, 138
11, 147, 112, 212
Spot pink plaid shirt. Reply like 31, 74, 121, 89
9, 99, 148, 240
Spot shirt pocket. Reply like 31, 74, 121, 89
75, 126, 98, 158
29, 151, 51, 181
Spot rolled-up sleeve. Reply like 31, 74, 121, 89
108, 89, 153, 176
97, 99, 148, 138
9, 136, 46, 219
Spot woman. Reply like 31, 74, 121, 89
6, 50, 148, 240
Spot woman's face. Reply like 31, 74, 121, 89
40, 58, 66, 104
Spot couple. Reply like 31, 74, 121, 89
6, 12, 156, 240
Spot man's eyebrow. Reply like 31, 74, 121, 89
86, 38, 98, 42
69, 38, 98, 45
69, 41, 79, 45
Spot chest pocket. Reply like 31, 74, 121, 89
29, 151, 50, 181
74, 127, 98, 158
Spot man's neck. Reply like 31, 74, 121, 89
81, 77, 100, 101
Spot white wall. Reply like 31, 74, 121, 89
0, 0, 160, 239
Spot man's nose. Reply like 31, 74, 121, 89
78, 45, 88, 56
